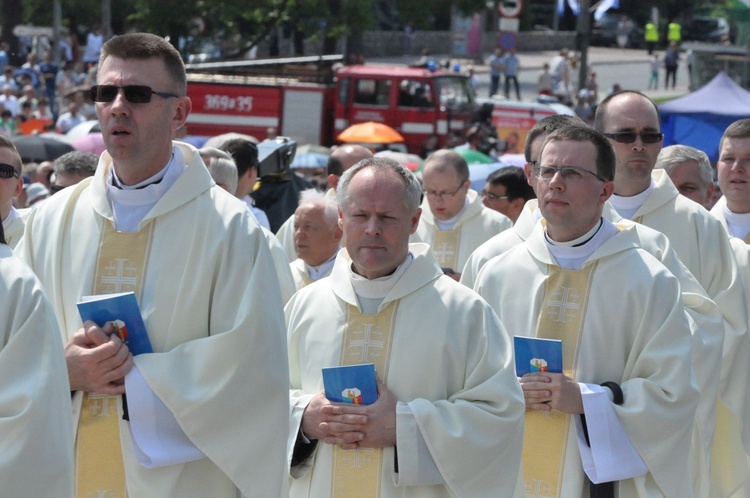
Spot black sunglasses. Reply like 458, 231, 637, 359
0, 163, 19, 179
90, 85, 180, 104
602, 132, 664, 144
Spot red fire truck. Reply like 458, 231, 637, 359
184, 55, 477, 155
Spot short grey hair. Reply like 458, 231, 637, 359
198, 146, 232, 162
53, 151, 98, 178
655, 145, 713, 186
336, 157, 422, 212
208, 157, 238, 195
297, 188, 338, 225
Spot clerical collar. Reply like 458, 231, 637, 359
435, 196, 470, 231
106, 146, 186, 232
609, 179, 655, 220
109, 151, 174, 190
1, 205, 19, 226
723, 204, 750, 239
349, 253, 414, 299
306, 252, 338, 281
545, 218, 618, 270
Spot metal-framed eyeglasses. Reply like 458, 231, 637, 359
424, 182, 466, 200
534, 165, 608, 183
0, 163, 19, 179
480, 190, 509, 201
90, 85, 180, 104
602, 131, 664, 144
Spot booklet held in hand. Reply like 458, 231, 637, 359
322, 363, 378, 405
77, 292, 153, 355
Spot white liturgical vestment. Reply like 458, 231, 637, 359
286, 243, 525, 498
411, 189, 511, 273
16, 142, 289, 498
475, 220, 699, 497
0, 245, 74, 496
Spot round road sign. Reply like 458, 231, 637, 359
498, 0, 523, 18
498, 32, 518, 51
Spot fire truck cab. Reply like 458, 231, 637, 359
334, 65, 476, 154
184, 56, 477, 155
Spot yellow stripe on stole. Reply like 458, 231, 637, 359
522, 263, 597, 498
432, 228, 461, 272
331, 301, 399, 498
744, 232, 750, 245
75, 221, 155, 498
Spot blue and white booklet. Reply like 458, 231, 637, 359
513, 336, 562, 376
77, 292, 153, 355
322, 363, 378, 405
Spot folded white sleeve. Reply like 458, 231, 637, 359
124, 366, 205, 468
392, 401, 445, 487
574, 382, 648, 483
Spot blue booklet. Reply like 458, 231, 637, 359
322, 363, 378, 405
513, 336, 562, 376
77, 292, 153, 355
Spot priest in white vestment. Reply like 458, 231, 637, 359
287, 157, 525, 498
0, 136, 25, 248
277, 144, 372, 261
476, 126, 698, 497
411, 149, 511, 280
289, 189, 342, 290
0, 224, 74, 497
709, 118, 750, 497
595, 92, 750, 497
16, 33, 289, 498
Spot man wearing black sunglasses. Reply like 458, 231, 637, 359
17, 33, 289, 498
0, 135, 24, 249
595, 90, 750, 496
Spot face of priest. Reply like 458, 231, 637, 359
96, 56, 191, 186
717, 136, 750, 214
538, 139, 614, 242
600, 93, 662, 195
421, 160, 470, 221
0, 147, 23, 219
339, 167, 421, 279
293, 202, 342, 267
666, 159, 714, 208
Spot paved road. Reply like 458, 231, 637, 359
371, 46, 691, 104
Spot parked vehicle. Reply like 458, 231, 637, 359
591, 13, 644, 49
684, 17, 730, 43
184, 55, 476, 154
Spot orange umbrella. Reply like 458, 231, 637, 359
337, 121, 404, 144
18, 118, 53, 135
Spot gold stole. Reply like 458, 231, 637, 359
744, 232, 750, 244
75, 221, 155, 498
331, 302, 399, 498
432, 227, 460, 271
299, 271, 314, 289
522, 263, 597, 498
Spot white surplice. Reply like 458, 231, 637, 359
16, 142, 290, 498
411, 189, 511, 273
286, 243, 525, 498
475, 220, 699, 497
0, 244, 74, 497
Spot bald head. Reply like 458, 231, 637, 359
327, 145, 373, 190
422, 149, 470, 182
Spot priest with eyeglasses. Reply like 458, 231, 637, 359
474, 125, 699, 497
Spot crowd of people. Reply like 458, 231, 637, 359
3, 30, 750, 498
0, 26, 103, 138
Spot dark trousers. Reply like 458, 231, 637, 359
646, 41, 656, 55
665, 66, 677, 89
505, 75, 520, 100
490, 75, 500, 97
